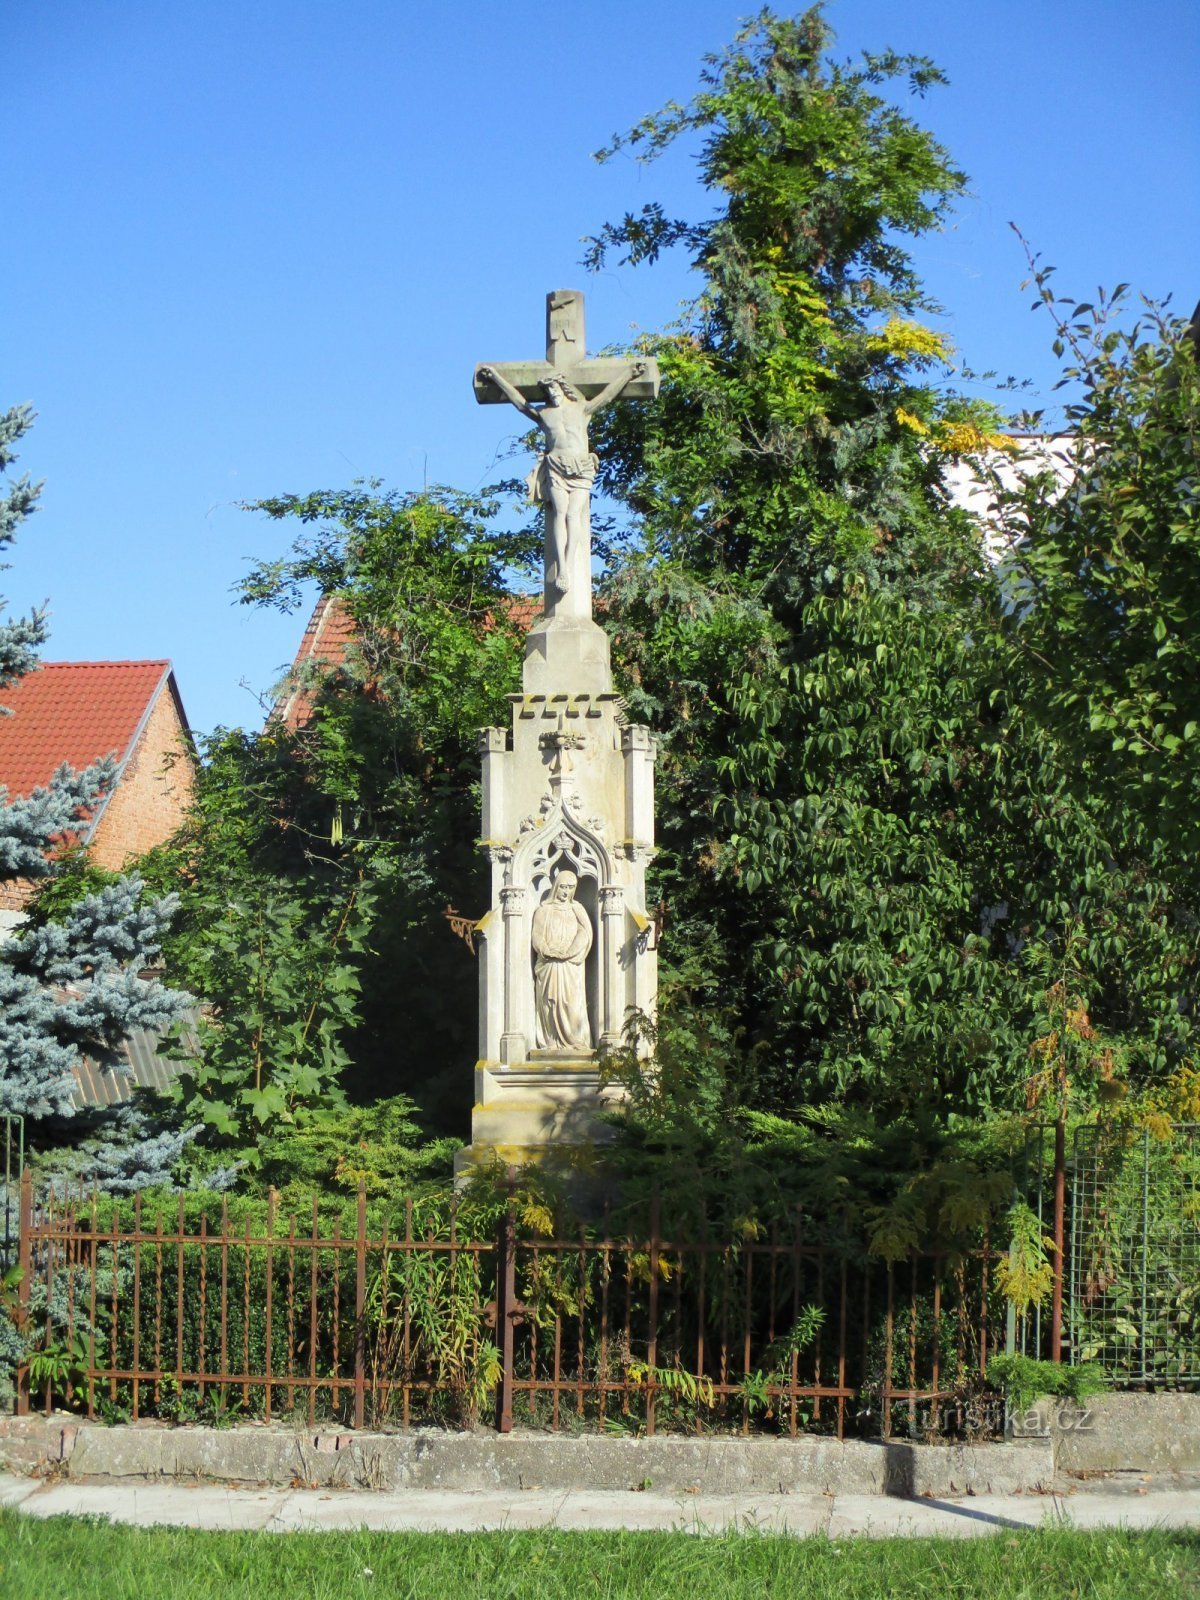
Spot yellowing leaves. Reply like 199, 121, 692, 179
894, 407, 1019, 458
628, 1250, 678, 1284
995, 1202, 1056, 1316
518, 1199, 556, 1238
994, 1252, 1055, 1316
627, 1361, 715, 1408
1166, 1065, 1200, 1121
933, 421, 1020, 457
1144, 1111, 1175, 1143
869, 315, 951, 364
1140, 1065, 1200, 1137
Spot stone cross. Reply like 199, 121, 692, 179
474, 290, 659, 621
473, 289, 659, 406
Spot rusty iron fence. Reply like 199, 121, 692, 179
11, 1122, 1200, 1424
11, 1170, 1013, 1438
493, 1195, 1005, 1440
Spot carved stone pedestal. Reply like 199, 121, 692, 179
454, 680, 657, 1176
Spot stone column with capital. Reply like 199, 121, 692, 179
599, 884, 626, 1053
499, 885, 529, 1066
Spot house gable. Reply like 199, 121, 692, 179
0, 660, 196, 910
88, 667, 195, 870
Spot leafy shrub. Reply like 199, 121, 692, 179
985, 1353, 1107, 1414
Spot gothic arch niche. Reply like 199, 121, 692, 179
517, 808, 611, 1053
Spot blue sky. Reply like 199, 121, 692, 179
5, 0, 1197, 735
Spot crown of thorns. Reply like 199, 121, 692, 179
541, 372, 581, 400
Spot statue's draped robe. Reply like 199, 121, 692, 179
531, 897, 593, 1051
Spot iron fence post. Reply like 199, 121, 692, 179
2, 1116, 24, 1272
646, 1190, 660, 1438
1050, 1116, 1066, 1362
353, 1180, 366, 1430
265, 1189, 275, 1422
15, 1167, 32, 1416
495, 1168, 516, 1434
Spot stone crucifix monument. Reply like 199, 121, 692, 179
455, 290, 660, 1174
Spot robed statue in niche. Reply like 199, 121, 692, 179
531, 870, 593, 1051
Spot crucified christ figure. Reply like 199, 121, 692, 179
478, 362, 646, 597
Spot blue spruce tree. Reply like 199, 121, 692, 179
0, 404, 196, 1188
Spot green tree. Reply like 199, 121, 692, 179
153, 483, 534, 1167
997, 269, 1200, 857
156, 8, 1199, 1230
585, 6, 1197, 1144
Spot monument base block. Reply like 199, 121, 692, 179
522, 616, 612, 696
454, 1058, 626, 1182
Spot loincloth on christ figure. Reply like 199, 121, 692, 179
525, 451, 599, 504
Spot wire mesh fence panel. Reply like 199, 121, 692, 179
1070, 1123, 1200, 1384
1, 1116, 23, 1275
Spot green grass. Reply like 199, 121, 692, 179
1, 1513, 1198, 1599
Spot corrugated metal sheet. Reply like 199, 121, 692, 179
70, 1009, 203, 1110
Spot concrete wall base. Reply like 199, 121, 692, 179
1027, 1392, 1200, 1476
0, 1418, 1053, 1499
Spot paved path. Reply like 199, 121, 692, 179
2, 1472, 1199, 1538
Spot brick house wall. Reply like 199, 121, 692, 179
89, 675, 194, 870
0, 661, 196, 920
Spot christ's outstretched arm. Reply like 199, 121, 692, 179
478, 365, 540, 423
583, 360, 647, 417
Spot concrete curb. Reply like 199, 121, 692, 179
4, 1471, 1200, 1538
0, 1418, 1053, 1498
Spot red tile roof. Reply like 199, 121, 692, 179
293, 594, 358, 674
276, 596, 359, 730
505, 595, 542, 634
0, 660, 173, 798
